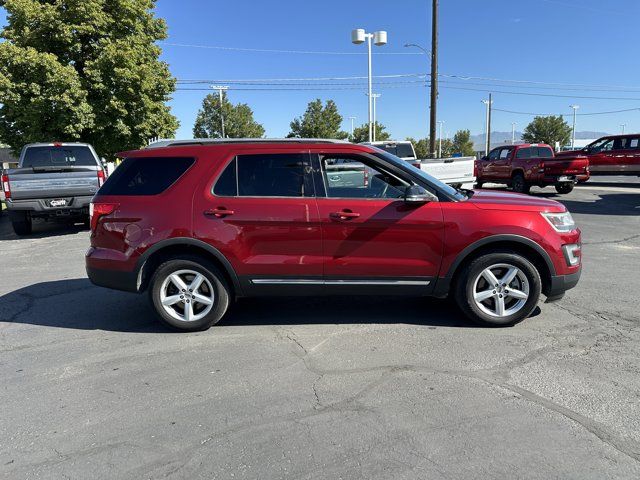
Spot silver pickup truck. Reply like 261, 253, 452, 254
1, 143, 105, 235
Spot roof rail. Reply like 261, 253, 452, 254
145, 138, 351, 149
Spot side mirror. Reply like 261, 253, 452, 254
404, 185, 437, 203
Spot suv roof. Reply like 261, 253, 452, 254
145, 138, 350, 149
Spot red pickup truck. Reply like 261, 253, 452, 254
476, 144, 590, 194
557, 134, 640, 177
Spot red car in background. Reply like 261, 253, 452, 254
557, 134, 640, 177
476, 144, 589, 194
86, 139, 581, 331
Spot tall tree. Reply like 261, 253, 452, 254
0, 0, 178, 157
522, 115, 572, 149
406, 137, 430, 159
287, 99, 348, 139
351, 122, 390, 143
193, 92, 265, 138
451, 129, 475, 156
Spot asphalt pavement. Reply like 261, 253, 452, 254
1, 176, 639, 479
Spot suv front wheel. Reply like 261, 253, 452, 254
149, 256, 230, 331
455, 252, 542, 327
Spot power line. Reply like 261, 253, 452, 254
493, 107, 640, 117
176, 73, 426, 84
439, 73, 640, 91
162, 42, 421, 55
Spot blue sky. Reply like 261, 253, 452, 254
2, 0, 639, 139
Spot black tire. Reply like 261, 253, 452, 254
511, 172, 530, 194
10, 212, 32, 236
454, 251, 542, 327
475, 181, 483, 189
555, 183, 574, 194
149, 256, 230, 331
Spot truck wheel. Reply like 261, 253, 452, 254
475, 181, 483, 189
149, 256, 230, 331
511, 172, 530, 194
10, 212, 32, 236
555, 183, 574, 194
454, 251, 542, 327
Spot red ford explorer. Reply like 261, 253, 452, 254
86, 139, 581, 331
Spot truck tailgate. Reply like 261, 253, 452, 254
544, 157, 589, 176
419, 157, 476, 185
7, 170, 100, 200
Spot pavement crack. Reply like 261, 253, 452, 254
584, 234, 640, 246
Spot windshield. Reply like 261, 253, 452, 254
376, 143, 416, 159
22, 146, 97, 168
370, 147, 467, 201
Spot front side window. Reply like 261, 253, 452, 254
236, 153, 306, 197
499, 148, 511, 159
321, 155, 408, 199
488, 149, 500, 160
587, 138, 614, 153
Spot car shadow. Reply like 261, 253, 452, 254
0, 278, 491, 332
0, 216, 89, 240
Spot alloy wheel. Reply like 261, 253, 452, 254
472, 263, 530, 318
159, 269, 215, 322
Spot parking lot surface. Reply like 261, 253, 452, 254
1, 177, 639, 479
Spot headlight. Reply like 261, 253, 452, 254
541, 211, 576, 232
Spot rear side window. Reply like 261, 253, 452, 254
22, 146, 97, 168
213, 158, 237, 196
516, 148, 532, 159
537, 147, 553, 158
100, 157, 194, 195
237, 153, 306, 197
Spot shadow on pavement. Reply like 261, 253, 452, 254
0, 278, 486, 332
0, 216, 89, 240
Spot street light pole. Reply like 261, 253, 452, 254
437, 120, 444, 157
482, 97, 493, 156
352, 29, 387, 142
570, 104, 579, 149
621, 124, 627, 134
371, 93, 381, 141
348, 116, 356, 141
211, 85, 229, 138
511, 122, 516, 144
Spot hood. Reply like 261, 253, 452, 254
468, 189, 566, 212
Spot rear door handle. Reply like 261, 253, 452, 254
204, 208, 235, 218
330, 210, 360, 221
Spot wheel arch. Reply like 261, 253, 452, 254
135, 238, 242, 297
436, 235, 555, 297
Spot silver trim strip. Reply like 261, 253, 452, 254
250, 279, 430, 286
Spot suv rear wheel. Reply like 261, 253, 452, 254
455, 252, 542, 327
10, 211, 32, 236
149, 256, 230, 331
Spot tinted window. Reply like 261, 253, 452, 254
516, 148, 532, 159
537, 147, 553, 158
213, 158, 237, 196
499, 148, 511, 159
629, 138, 640, 149
99, 157, 194, 195
488, 149, 500, 160
376, 143, 416, 159
22, 146, 97, 168
322, 156, 408, 199
588, 138, 614, 153
237, 154, 305, 197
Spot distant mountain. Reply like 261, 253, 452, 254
470, 130, 609, 145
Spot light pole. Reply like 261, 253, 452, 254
352, 28, 387, 142
482, 96, 493, 156
621, 124, 627, 134
437, 120, 444, 157
370, 93, 381, 141
570, 104, 579, 149
511, 122, 517, 144
348, 116, 356, 141
210, 85, 229, 138
404, 43, 431, 146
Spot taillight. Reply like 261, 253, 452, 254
90, 202, 117, 232
538, 161, 545, 173
1, 174, 10, 199
473, 161, 478, 177
97, 169, 106, 187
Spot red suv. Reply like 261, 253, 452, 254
86, 139, 582, 331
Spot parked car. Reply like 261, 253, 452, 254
1, 142, 106, 235
475, 144, 589, 194
86, 139, 581, 331
556, 134, 640, 177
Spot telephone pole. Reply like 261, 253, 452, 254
210, 85, 229, 138
429, 0, 438, 158
482, 94, 493, 156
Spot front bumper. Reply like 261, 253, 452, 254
545, 268, 581, 302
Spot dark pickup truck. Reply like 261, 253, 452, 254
475, 143, 590, 194
1, 143, 106, 235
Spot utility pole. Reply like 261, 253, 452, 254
210, 85, 229, 138
371, 93, 381, 141
511, 122, 516, 144
621, 123, 627, 134
482, 95, 493, 156
569, 104, 579, 149
437, 120, 444, 157
429, 0, 438, 157
348, 116, 356, 141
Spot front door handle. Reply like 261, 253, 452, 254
204, 208, 235, 218
330, 210, 360, 221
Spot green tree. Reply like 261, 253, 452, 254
406, 137, 430, 159
451, 129, 475, 156
522, 115, 571, 149
0, 0, 178, 157
351, 122, 391, 143
193, 92, 265, 138
287, 99, 348, 139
